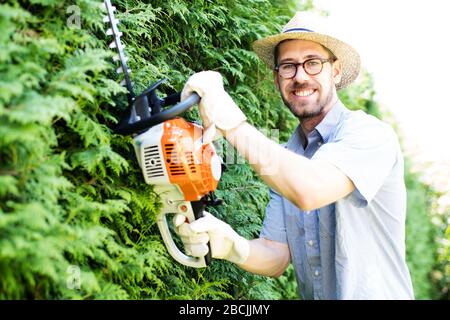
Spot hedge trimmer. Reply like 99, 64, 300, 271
103, 0, 222, 268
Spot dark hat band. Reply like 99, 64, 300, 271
284, 27, 314, 33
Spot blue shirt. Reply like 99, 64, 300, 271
260, 100, 414, 300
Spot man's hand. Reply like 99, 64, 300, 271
181, 71, 247, 142
173, 211, 250, 265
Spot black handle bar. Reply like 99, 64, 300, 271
114, 92, 200, 135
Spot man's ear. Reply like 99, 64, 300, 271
273, 70, 280, 91
332, 59, 343, 86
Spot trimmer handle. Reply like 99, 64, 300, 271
154, 185, 210, 268
114, 79, 200, 135
115, 92, 200, 135
157, 209, 208, 268
191, 201, 212, 266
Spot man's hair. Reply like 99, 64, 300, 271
273, 40, 338, 68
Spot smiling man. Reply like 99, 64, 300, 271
274, 40, 339, 133
176, 12, 414, 300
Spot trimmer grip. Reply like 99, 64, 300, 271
191, 201, 212, 265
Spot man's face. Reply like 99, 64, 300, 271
273, 40, 342, 120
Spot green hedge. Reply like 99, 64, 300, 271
0, 0, 307, 299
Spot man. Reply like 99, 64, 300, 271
175, 12, 414, 299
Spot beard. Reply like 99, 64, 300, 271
280, 80, 334, 120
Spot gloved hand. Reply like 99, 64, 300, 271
181, 71, 247, 143
173, 211, 250, 265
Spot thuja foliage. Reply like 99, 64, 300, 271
0, 0, 172, 299
1, 0, 443, 300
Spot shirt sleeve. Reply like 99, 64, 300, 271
312, 112, 399, 207
260, 188, 288, 243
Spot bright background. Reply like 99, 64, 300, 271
315, 0, 450, 206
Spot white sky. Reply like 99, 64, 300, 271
314, 0, 450, 193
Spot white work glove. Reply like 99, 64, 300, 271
181, 71, 247, 143
173, 211, 250, 265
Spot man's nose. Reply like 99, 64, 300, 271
293, 65, 310, 82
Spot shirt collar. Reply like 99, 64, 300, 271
315, 99, 347, 143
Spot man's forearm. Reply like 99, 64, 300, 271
224, 121, 354, 210
237, 238, 290, 277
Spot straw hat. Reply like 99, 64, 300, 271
252, 12, 361, 90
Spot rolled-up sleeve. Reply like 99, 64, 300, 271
312, 112, 399, 207
260, 188, 288, 243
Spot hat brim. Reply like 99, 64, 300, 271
252, 32, 360, 90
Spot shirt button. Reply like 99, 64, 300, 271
308, 240, 314, 246
314, 270, 320, 277
305, 211, 310, 215
318, 142, 322, 146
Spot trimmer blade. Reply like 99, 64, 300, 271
103, 0, 135, 103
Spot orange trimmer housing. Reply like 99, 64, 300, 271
160, 118, 220, 201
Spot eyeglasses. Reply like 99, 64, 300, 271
274, 58, 334, 79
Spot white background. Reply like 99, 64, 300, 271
314, 0, 450, 202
